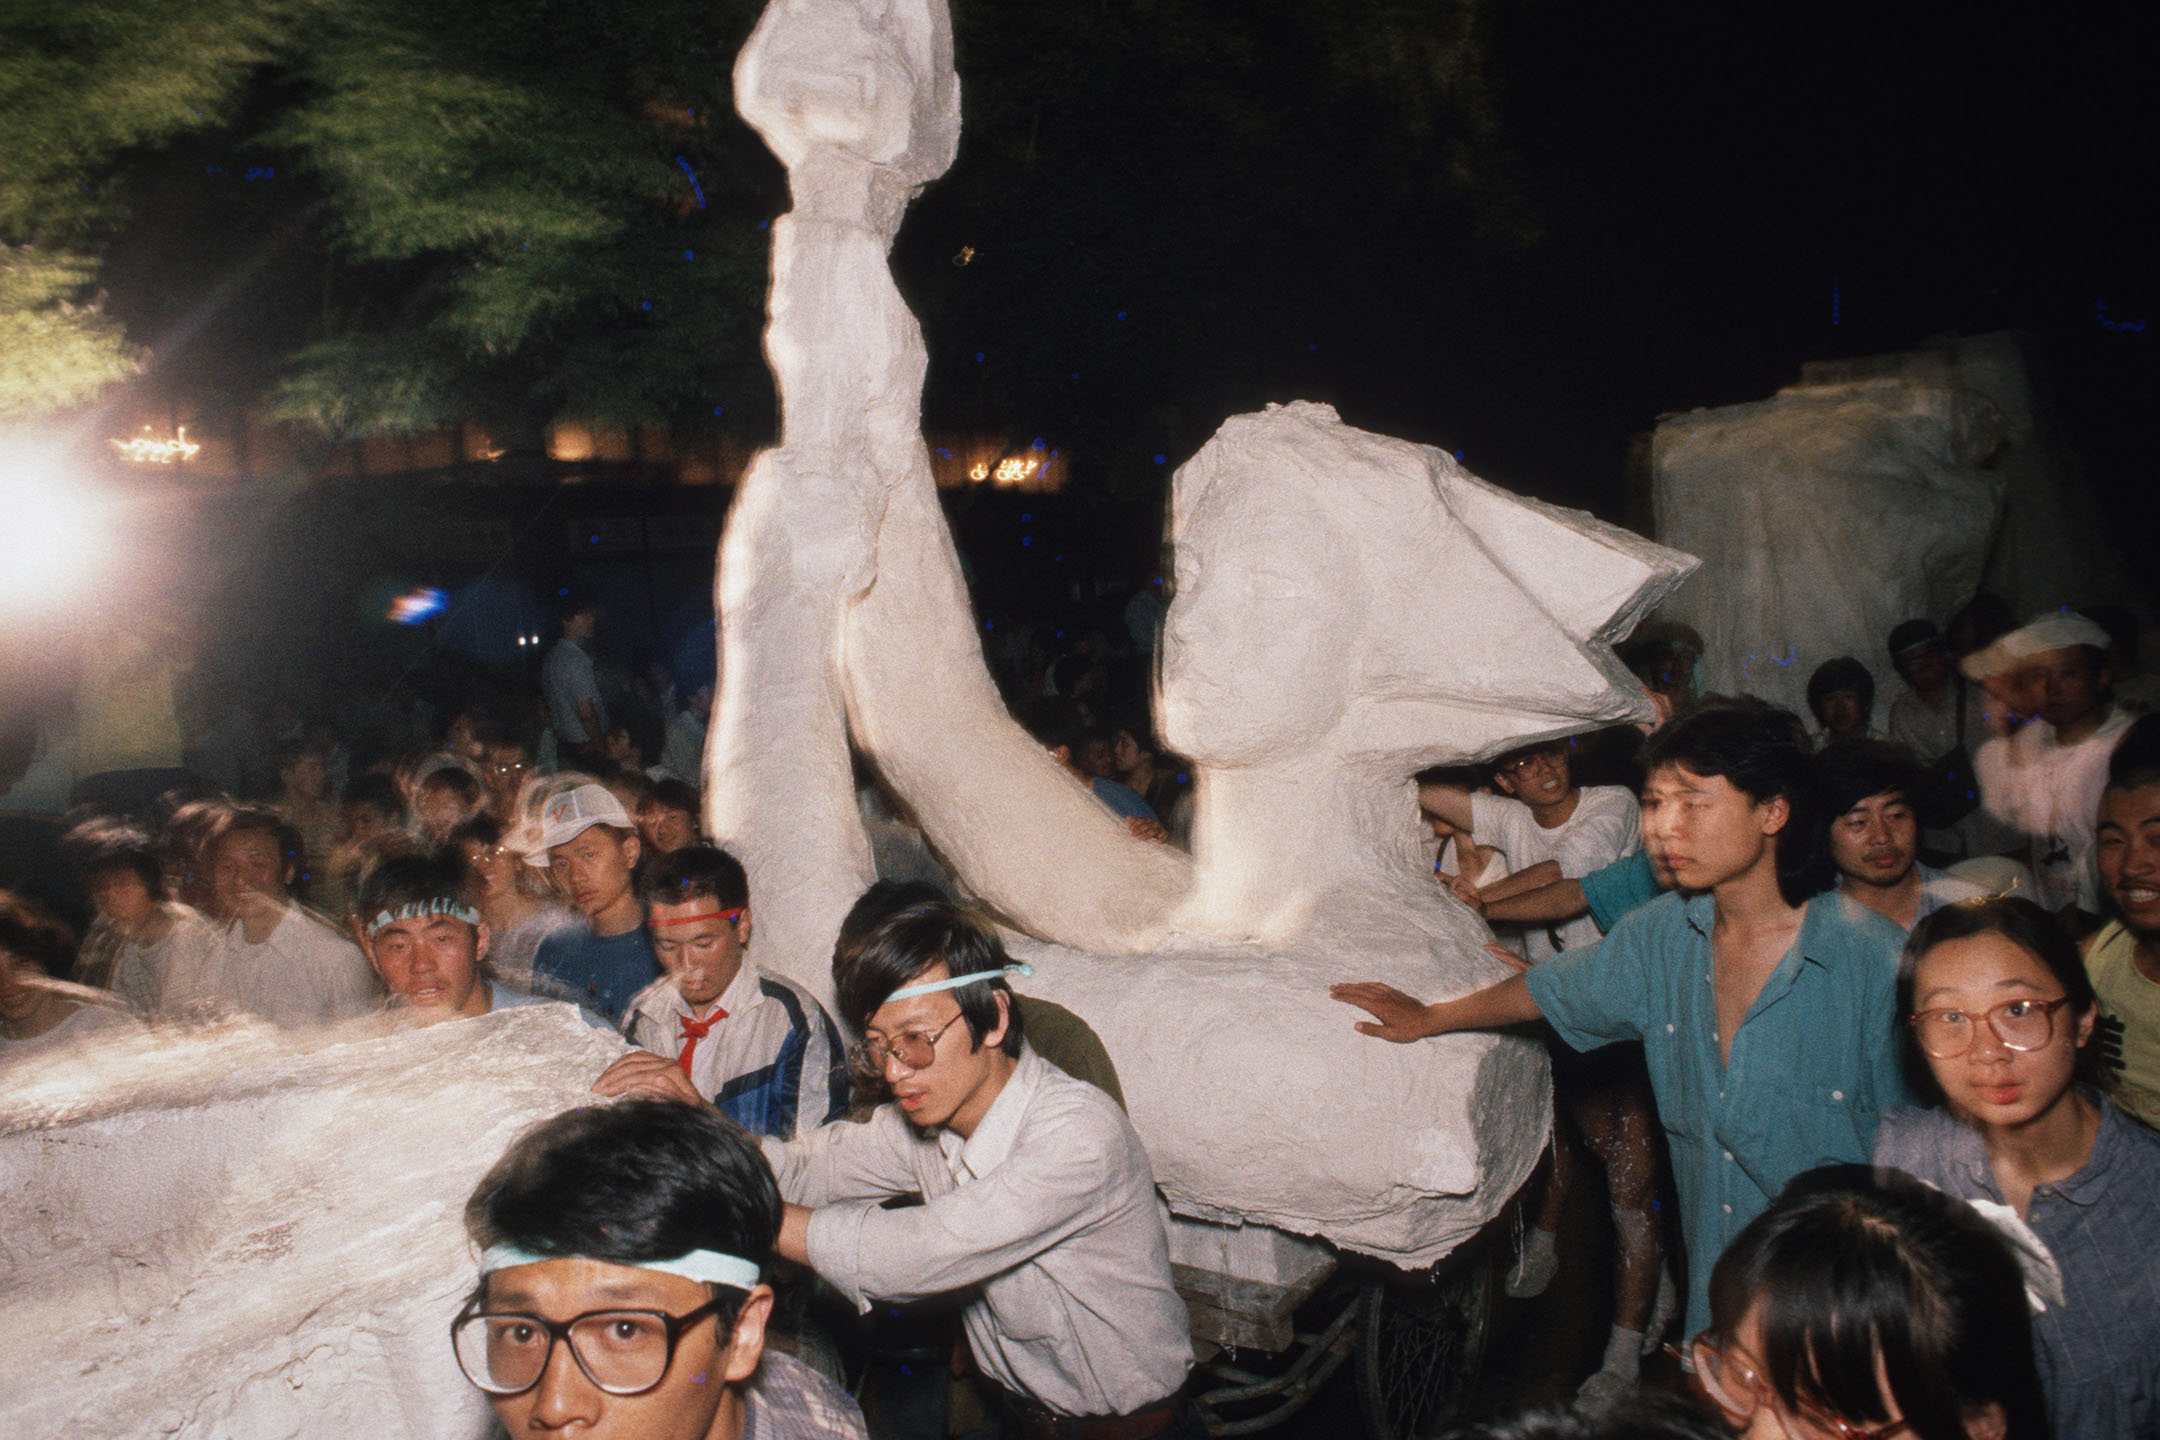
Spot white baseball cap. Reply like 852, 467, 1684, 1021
522, 783, 636, 866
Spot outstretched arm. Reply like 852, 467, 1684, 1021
1417, 782, 1477, 835
1329, 973, 1541, 1043
1484, 876, 1590, 926
1476, 859, 1562, 905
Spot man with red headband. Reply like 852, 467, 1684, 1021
605, 845, 847, 1140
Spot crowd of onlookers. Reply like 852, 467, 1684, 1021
4, 583, 2160, 1440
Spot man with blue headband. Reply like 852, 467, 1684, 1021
762, 896, 1194, 1436
355, 852, 553, 1020
459, 1099, 865, 1440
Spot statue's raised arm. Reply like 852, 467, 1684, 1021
715, 0, 1191, 994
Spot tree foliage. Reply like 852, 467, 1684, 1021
263, 0, 780, 441
0, 244, 139, 420
0, 0, 1525, 464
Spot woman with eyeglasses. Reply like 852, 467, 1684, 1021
1687, 1164, 2044, 1440
1873, 897, 2160, 1439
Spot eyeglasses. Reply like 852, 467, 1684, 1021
451, 1295, 724, 1396
1908, 996, 2073, 1059
847, 1011, 964, 1079
1498, 749, 1565, 777
1676, 1333, 1913, 1440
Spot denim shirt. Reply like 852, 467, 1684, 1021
1527, 888, 1912, 1335
1874, 1096, 2160, 1440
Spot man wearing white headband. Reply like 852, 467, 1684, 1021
1972, 610, 2133, 925
761, 896, 1194, 1436
354, 852, 553, 1020
460, 1099, 865, 1440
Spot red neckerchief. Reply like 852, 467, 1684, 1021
677, 1006, 728, 1077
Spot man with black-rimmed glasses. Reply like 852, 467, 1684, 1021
456, 1098, 865, 1440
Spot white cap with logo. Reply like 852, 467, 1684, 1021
523, 783, 636, 866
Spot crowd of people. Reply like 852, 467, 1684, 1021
4, 586, 2160, 1440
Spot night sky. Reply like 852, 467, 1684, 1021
896, 0, 2159, 525
87, 1, 2160, 538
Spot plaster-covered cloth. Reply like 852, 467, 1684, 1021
1007, 934, 1551, 1268
1651, 378, 2009, 719
0, 1004, 631, 1440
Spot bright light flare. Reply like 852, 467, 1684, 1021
387, 587, 447, 625
0, 442, 104, 610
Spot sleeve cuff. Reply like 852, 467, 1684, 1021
803, 1201, 881, 1312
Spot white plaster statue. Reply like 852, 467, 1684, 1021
1001, 403, 1692, 1259
713, 0, 1188, 977
711, 0, 1696, 1263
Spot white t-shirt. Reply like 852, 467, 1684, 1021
1471, 786, 1642, 964
79, 904, 221, 1017
175, 907, 383, 1028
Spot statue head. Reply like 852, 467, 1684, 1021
1160, 403, 1696, 773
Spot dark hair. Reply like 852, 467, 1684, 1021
1815, 739, 1924, 820
343, 771, 405, 822
2105, 713, 2160, 795
1898, 899, 2097, 1102
1885, 618, 1943, 659
1048, 652, 1098, 699
449, 812, 506, 851
647, 777, 700, 820
1946, 593, 2013, 657
355, 851, 474, 929
832, 889, 1024, 1059
417, 765, 485, 807
1805, 656, 1876, 722
1642, 706, 1831, 905
1708, 1165, 2046, 1440
0, 890, 80, 984
207, 805, 305, 888
635, 844, 749, 912
62, 820, 164, 897
466, 1099, 780, 1326
1439, 1395, 1727, 1440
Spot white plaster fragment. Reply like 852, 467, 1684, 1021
0, 1007, 632, 1440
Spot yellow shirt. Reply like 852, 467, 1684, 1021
2085, 921, 2160, 1133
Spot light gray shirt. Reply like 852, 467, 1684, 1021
541, 637, 604, 745
79, 904, 220, 1016
177, 907, 383, 1028
763, 1046, 1191, 1417
1875, 1096, 2160, 1440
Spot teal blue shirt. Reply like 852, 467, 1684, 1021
1525, 888, 1913, 1336
1580, 848, 1661, 933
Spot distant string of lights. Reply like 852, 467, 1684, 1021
110, 427, 201, 464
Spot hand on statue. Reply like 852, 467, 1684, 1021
1484, 942, 1529, 974
1330, 982, 1440, 1043
1127, 815, 1170, 843
592, 1050, 713, 1108
1440, 871, 1485, 914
